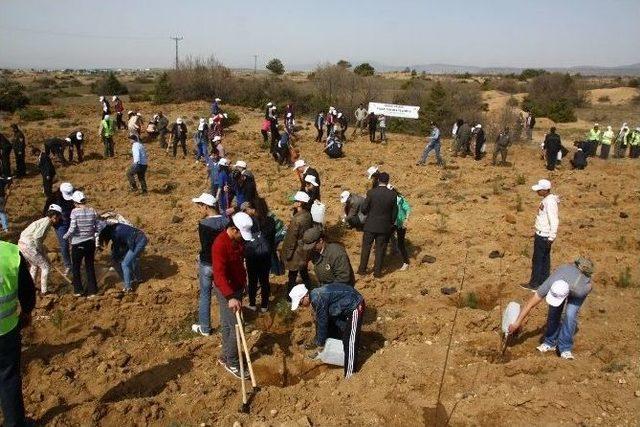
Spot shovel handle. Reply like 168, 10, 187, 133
235, 324, 247, 405
236, 311, 257, 388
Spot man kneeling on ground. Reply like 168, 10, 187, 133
289, 283, 365, 378
302, 227, 355, 287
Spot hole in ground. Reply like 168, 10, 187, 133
253, 357, 335, 387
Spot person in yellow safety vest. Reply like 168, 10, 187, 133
0, 240, 36, 427
630, 128, 640, 159
99, 114, 116, 158
585, 123, 601, 157
599, 125, 615, 159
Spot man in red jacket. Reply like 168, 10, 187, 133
212, 212, 253, 378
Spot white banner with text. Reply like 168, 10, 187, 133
367, 102, 420, 119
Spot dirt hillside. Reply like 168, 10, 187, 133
1, 98, 639, 426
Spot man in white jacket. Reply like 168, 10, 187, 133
523, 179, 559, 291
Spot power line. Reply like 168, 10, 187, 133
170, 36, 183, 70
0, 26, 165, 40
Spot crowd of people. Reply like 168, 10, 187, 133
1, 90, 638, 425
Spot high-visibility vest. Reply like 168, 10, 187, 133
0, 241, 20, 336
101, 118, 115, 137
631, 131, 640, 146
601, 130, 614, 145
587, 128, 602, 141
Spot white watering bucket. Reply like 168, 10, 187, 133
501, 301, 521, 335
315, 338, 344, 366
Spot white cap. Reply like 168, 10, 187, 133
234, 160, 247, 169
546, 280, 570, 307
594, 123, 599, 127
294, 191, 311, 203
192, 193, 217, 207
340, 190, 350, 203
104, 114, 110, 120
199, 118, 206, 124
99, 96, 104, 101
176, 117, 183, 124
232, 212, 253, 241
136, 112, 142, 117
217, 158, 229, 166
48, 204, 63, 214
271, 105, 277, 110
76, 131, 83, 140
287, 112, 292, 118
60, 182, 74, 200
215, 98, 221, 102
289, 284, 309, 311
65, 137, 72, 143
531, 179, 552, 191
366, 165, 379, 179
475, 124, 482, 129
208, 117, 215, 125
304, 174, 319, 187
267, 102, 273, 107
128, 110, 134, 115
71, 190, 86, 204
112, 96, 117, 101
293, 159, 306, 170
337, 112, 343, 118
213, 136, 222, 143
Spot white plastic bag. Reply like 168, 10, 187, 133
315, 338, 344, 366
310, 201, 326, 225
557, 151, 562, 161
501, 302, 521, 335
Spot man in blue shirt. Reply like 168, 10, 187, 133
127, 135, 148, 194
416, 122, 444, 166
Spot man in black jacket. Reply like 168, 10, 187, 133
294, 159, 321, 193
0, 133, 12, 177
570, 143, 587, 170
66, 131, 84, 163
543, 127, 562, 171
10, 125, 26, 178
43, 138, 68, 165
33, 147, 55, 198
169, 118, 188, 158
357, 172, 398, 278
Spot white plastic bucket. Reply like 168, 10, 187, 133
501, 301, 521, 335
315, 338, 344, 366
310, 201, 326, 225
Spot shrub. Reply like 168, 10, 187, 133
616, 266, 633, 288
336, 60, 352, 69
90, 71, 129, 95
0, 78, 29, 112
50, 110, 67, 119
266, 58, 285, 75
494, 78, 522, 94
133, 75, 155, 84
34, 77, 58, 89
18, 107, 47, 121
597, 95, 610, 103
222, 110, 240, 127
130, 92, 152, 102
354, 63, 375, 77
29, 91, 52, 105
507, 96, 519, 107
628, 78, 639, 88
519, 68, 548, 81
632, 95, 640, 106
463, 292, 479, 309
521, 73, 582, 122
152, 72, 173, 104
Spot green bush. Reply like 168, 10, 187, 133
222, 110, 240, 127
628, 78, 639, 88
34, 77, 58, 89
0, 78, 30, 112
152, 72, 173, 104
29, 91, 53, 105
519, 68, 548, 81
354, 63, 375, 76
18, 107, 47, 121
90, 71, 129, 95
266, 58, 285, 75
521, 73, 582, 123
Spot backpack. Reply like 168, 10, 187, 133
245, 227, 270, 258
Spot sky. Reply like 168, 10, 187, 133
1, 0, 639, 70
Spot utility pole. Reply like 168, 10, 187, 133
170, 36, 183, 69
253, 54, 258, 74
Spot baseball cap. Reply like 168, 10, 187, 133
47, 204, 62, 214
213, 135, 222, 142
293, 159, 307, 170
546, 280, 570, 307
217, 158, 229, 166
289, 284, 309, 311
112, 96, 117, 101
531, 179, 552, 191
71, 191, 85, 204
574, 257, 594, 277
304, 174, 319, 187
231, 212, 253, 241
176, 117, 183, 124
104, 114, 110, 120
234, 160, 247, 169
366, 165, 379, 179
192, 193, 217, 207
65, 137, 72, 143
215, 98, 221, 102
60, 182, 74, 200
340, 190, 350, 203
266, 102, 273, 107
294, 191, 310, 203
76, 131, 83, 140
302, 227, 322, 250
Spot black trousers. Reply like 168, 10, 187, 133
71, 239, 98, 295
599, 144, 611, 159
395, 227, 410, 264
1, 154, 11, 177
127, 164, 147, 192
0, 327, 25, 427
358, 231, 390, 276
69, 142, 84, 162
342, 300, 365, 378
247, 256, 271, 308
270, 125, 280, 143
529, 234, 551, 289
261, 130, 269, 145
546, 150, 559, 171
315, 128, 323, 142
116, 112, 126, 129
287, 268, 310, 295
173, 138, 187, 157
42, 175, 54, 198
369, 127, 376, 142
15, 154, 26, 177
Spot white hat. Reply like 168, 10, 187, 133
192, 193, 217, 207
48, 204, 62, 214
475, 124, 482, 129
213, 135, 222, 142
531, 179, 552, 191
112, 96, 117, 101
215, 98, 221, 102
607, 125, 612, 131
546, 280, 570, 307
71, 190, 86, 204
199, 118, 206, 124
340, 190, 350, 203
60, 182, 74, 200
65, 137, 72, 143
104, 114, 110, 120
136, 112, 142, 117
594, 123, 599, 127
337, 112, 343, 118
289, 284, 309, 311
271, 105, 277, 110
231, 212, 253, 241
234, 160, 247, 169
304, 174, 319, 187
294, 191, 311, 203
286, 112, 292, 118
99, 96, 104, 102
128, 110, 134, 115
176, 117, 183, 124
217, 158, 229, 166
76, 131, 83, 140
267, 102, 273, 107
198, 123, 205, 131
208, 117, 215, 125
293, 159, 307, 170
366, 165, 379, 179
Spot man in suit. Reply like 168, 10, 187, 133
340, 191, 366, 230
357, 172, 398, 278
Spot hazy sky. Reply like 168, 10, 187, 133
1, 0, 639, 70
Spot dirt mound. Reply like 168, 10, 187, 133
585, 87, 640, 105
1, 98, 639, 426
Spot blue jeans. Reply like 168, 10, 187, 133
197, 261, 213, 333
116, 234, 147, 290
196, 139, 209, 160
419, 140, 443, 165
543, 295, 586, 352
0, 210, 8, 232
55, 223, 71, 269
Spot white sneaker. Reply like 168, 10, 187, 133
536, 343, 556, 353
191, 324, 211, 336
400, 263, 409, 271
560, 351, 575, 360
246, 305, 257, 312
